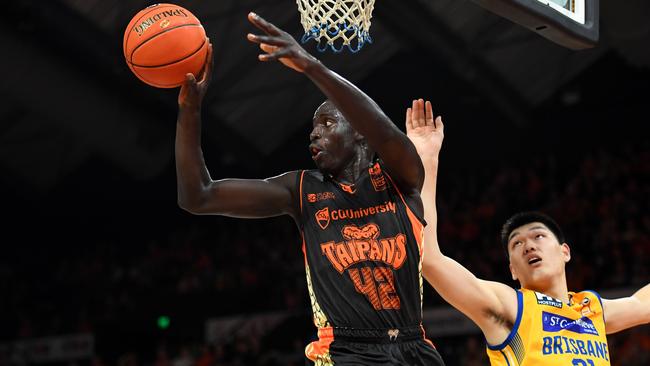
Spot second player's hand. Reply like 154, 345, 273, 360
406, 99, 444, 159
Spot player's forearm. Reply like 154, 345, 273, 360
632, 283, 650, 324
304, 62, 423, 186
175, 107, 213, 212
421, 156, 441, 257
304, 62, 398, 142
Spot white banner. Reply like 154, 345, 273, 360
205, 311, 288, 343
0, 333, 93, 364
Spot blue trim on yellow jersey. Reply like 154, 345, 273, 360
499, 350, 511, 366
487, 289, 523, 350
583, 289, 605, 323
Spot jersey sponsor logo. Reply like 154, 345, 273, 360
542, 336, 609, 361
369, 162, 387, 191
307, 191, 335, 203
542, 311, 599, 336
315, 207, 330, 229
535, 291, 563, 308
320, 223, 407, 273
314, 202, 396, 230
331, 201, 396, 221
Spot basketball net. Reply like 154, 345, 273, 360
296, 0, 375, 53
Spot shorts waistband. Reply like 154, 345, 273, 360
318, 325, 425, 343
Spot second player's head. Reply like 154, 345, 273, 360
501, 211, 570, 291
308, 100, 368, 175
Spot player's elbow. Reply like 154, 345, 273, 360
178, 199, 200, 214
421, 254, 447, 282
177, 195, 210, 215
639, 302, 650, 325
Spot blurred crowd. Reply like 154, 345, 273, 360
0, 138, 647, 366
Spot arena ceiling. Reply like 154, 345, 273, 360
2, 0, 649, 198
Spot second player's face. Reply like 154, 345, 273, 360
308, 102, 359, 174
507, 222, 571, 291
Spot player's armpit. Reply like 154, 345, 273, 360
422, 254, 518, 344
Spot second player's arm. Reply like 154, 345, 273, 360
407, 105, 518, 345
601, 283, 650, 334
420, 151, 517, 345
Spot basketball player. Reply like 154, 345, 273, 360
175, 12, 444, 365
405, 102, 650, 365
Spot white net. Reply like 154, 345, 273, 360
296, 0, 376, 52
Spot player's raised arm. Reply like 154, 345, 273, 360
246, 12, 424, 195
406, 101, 518, 345
175, 40, 299, 220
601, 283, 650, 334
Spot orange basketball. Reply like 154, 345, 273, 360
123, 3, 208, 88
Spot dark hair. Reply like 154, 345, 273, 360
501, 211, 565, 255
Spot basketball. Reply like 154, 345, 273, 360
123, 3, 208, 88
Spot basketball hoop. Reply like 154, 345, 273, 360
296, 0, 375, 53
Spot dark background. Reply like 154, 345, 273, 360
1, 0, 649, 365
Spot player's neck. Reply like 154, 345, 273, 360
526, 275, 570, 303
331, 147, 373, 184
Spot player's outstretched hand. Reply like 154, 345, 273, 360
179, 39, 213, 109
405, 99, 444, 159
246, 12, 318, 73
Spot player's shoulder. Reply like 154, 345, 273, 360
569, 289, 605, 309
301, 169, 325, 181
266, 170, 303, 184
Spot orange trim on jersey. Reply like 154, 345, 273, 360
299, 170, 306, 213
384, 172, 425, 254
421, 324, 436, 349
301, 233, 308, 266
305, 327, 334, 362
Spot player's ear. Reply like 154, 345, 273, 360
509, 262, 518, 281
561, 243, 571, 263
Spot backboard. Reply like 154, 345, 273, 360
473, 0, 599, 49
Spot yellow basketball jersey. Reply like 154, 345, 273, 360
486, 288, 610, 366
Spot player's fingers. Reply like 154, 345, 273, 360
405, 107, 413, 132
435, 116, 444, 133
200, 40, 213, 84
247, 33, 287, 47
248, 12, 282, 36
425, 101, 434, 127
414, 99, 425, 128
186, 73, 197, 85
410, 100, 419, 128
259, 43, 275, 54
258, 47, 292, 62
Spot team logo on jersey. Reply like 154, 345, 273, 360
535, 291, 563, 308
579, 297, 594, 316
542, 311, 599, 335
369, 162, 387, 191
320, 223, 407, 273
342, 223, 379, 240
315, 207, 330, 229
339, 183, 356, 194
307, 191, 335, 203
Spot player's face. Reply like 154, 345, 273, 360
507, 222, 571, 291
309, 101, 359, 174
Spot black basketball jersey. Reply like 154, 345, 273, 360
298, 160, 426, 331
